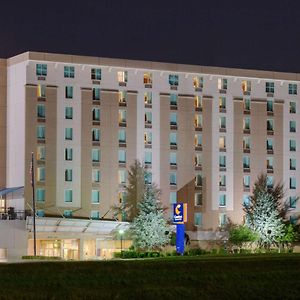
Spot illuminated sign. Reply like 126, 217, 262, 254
173, 203, 187, 224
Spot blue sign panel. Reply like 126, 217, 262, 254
176, 223, 185, 255
173, 203, 184, 224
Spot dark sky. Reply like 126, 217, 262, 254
1, 0, 300, 73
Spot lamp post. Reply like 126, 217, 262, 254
119, 229, 124, 253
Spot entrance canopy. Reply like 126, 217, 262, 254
0, 186, 24, 197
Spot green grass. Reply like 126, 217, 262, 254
0, 254, 300, 299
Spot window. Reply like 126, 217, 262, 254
289, 83, 297, 95
290, 177, 296, 189
266, 157, 273, 170
244, 98, 251, 111
169, 74, 179, 86
194, 114, 202, 128
91, 68, 101, 80
219, 195, 226, 207
37, 104, 45, 118
118, 150, 126, 163
118, 191, 126, 204
290, 121, 296, 133
65, 107, 73, 120
37, 126, 45, 140
195, 173, 202, 187
193, 76, 203, 89
243, 195, 250, 207
145, 112, 152, 124
219, 213, 227, 226
144, 73, 152, 85
92, 149, 100, 162
243, 117, 250, 130
195, 96, 202, 109
219, 175, 226, 187
218, 78, 227, 90
290, 139, 296, 151
64, 190, 73, 203
219, 155, 226, 168
267, 176, 273, 188
118, 71, 128, 83
36, 210, 45, 217
118, 129, 126, 143
65, 128, 73, 140
64, 66, 75, 78
195, 193, 202, 206
93, 88, 100, 101
290, 158, 296, 170
170, 113, 177, 126
267, 138, 273, 151
144, 172, 152, 185
266, 82, 274, 93
170, 132, 177, 146
170, 192, 177, 204
194, 213, 203, 226
144, 132, 152, 145
91, 211, 100, 220
219, 97, 226, 109
242, 80, 251, 93
36, 188, 45, 202
93, 108, 100, 121
267, 99, 273, 112
65, 169, 73, 182
118, 170, 126, 184
36, 64, 47, 76
170, 152, 177, 166
170, 94, 178, 106
65, 86, 73, 99
290, 101, 296, 113
219, 116, 226, 130
37, 84, 46, 98
290, 215, 297, 225
118, 109, 127, 124
195, 153, 202, 166
144, 92, 152, 105
92, 169, 101, 183
267, 119, 274, 131
91, 190, 100, 204
243, 175, 250, 188
145, 151, 152, 165
219, 136, 226, 150
243, 156, 250, 169
119, 91, 127, 103
289, 196, 297, 209
194, 134, 202, 147
243, 137, 251, 150
170, 173, 177, 185
65, 148, 73, 161
63, 210, 73, 218
35, 147, 45, 163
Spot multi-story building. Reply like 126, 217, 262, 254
0, 51, 300, 258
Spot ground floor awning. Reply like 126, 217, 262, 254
0, 186, 24, 197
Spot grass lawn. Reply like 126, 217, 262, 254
0, 254, 299, 299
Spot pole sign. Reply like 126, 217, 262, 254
173, 203, 187, 255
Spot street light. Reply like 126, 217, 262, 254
119, 229, 124, 253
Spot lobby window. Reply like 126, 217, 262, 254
194, 212, 203, 226
219, 155, 226, 168
118, 170, 127, 185
290, 158, 296, 170
37, 125, 45, 140
290, 177, 296, 189
170, 112, 177, 126
118, 71, 128, 84
36, 188, 45, 202
219, 175, 226, 187
63, 210, 73, 218
37, 146, 45, 161
290, 121, 296, 133
218, 78, 227, 90
64, 190, 73, 203
92, 128, 100, 142
145, 151, 152, 165
243, 137, 251, 150
37, 84, 46, 98
170, 94, 178, 106
36, 64, 47, 76
65, 148, 73, 161
91, 190, 100, 204
219, 194, 226, 207
170, 172, 177, 186
65, 169, 73, 182
219, 116, 226, 130
118, 150, 126, 163
193, 76, 203, 89
267, 138, 273, 151
289, 196, 297, 209
144, 92, 152, 105
37, 104, 45, 119
290, 139, 296, 151
243, 175, 250, 188
219, 136, 226, 150
195, 96, 202, 109
266, 82, 274, 93
267, 99, 273, 112
65, 107, 73, 120
91, 211, 100, 220
93, 108, 100, 121
65, 128, 73, 140
64, 66, 75, 78
118, 129, 126, 144
289, 83, 297, 95
267, 176, 273, 188
92, 169, 101, 182
91, 68, 101, 80
119, 91, 127, 104
145, 111, 152, 125
244, 98, 251, 111
169, 74, 179, 86
194, 114, 202, 129
195, 153, 202, 167
267, 119, 274, 131
242, 80, 251, 93
170, 132, 177, 146
219, 97, 226, 110
195, 173, 202, 187
290, 101, 296, 114
118, 109, 127, 125
243, 117, 251, 131
170, 192, 177, 204
170, 152, 177, 166
219, 213, 227, 226
93, 88, 100, 101
65, 86, 73, 99
144, 131, 152, 145
144, 73, 152, 85
195, 134, 202, 147
243, 156, 250, 169
266, 157, 273, 170
195, 193, 202, 206
92, 149, 100, 162
37, 167, 45, 182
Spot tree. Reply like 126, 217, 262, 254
131, 184, 171, 251
278, 224, 297, 252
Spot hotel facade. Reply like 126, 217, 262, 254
0, 51, 299, 259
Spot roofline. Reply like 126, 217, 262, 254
6, 51, 300, 82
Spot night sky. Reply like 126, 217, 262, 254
1, 0, 300, 73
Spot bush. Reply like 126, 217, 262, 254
22, 256, 61, 260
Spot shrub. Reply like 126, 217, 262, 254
22, 256, 61, 260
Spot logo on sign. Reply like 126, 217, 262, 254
173, 203, 185, 224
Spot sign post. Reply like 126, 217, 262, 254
173, 203, 187, 255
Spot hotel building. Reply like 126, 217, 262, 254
0, 51, 299, 259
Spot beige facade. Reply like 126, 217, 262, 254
0, 59, 6, 189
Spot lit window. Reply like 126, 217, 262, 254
193, 76, 203, 89
267, 119, 274, 131
65, 148, 73, 161
290, 158, 296, 170
92, 108, 100, 121
37, 84, 46, 98
37, 104, 45, 118
243, 156, 250, 169
144, 92, 152, 105
219, 97, 226, 109
195, 114, 202, 128
145, 112, 152, 124
289, 83, 297, 95
243, 175, 250, 188
144, 132, 152, 145
144, 73, 152, 85
64, 190, 73, 203
169, 74, 179, 86
266, 82, 274, 93
145, 151, 152, 165
243, 137, 251, 150
170, 132, 177, 146
170, 152, 177, 166
36, 188, 45, 202
244, 98, 251, 111
91, 210, 100, 220
118, 91, 127, 103
219, 195, 226, 207
266, 157, 273, 170
37, 167, 45, 182
290, 121, 296, 133
195, 153, 202, 166
118, 129, 126, 143
242, 80, 251, 93
219, 116, 226, 130
194, 134, 202, 147
289, 139, 296, 151
117, 71, 128, 83
65, 86, 73, 99
118, 170, 126, 185
36, 64, 47, 76
267, 99, 273, 112
218, 78, 227, 90
118, 109, 127, 124
92, 169, 101, 182
290, 102, 296, 113
266, 139, 273, 151
65, 169, 73, 182
144, 172, 152, 185
219, 175, 226, 187
194, 96, 202, 109
91, 68, 101, 80
63, 210, 73, 217
37, 146, 45, 160
118, 150, 126, 163
91, 190, 100, 204
64, 66, 75, 78
170, 192, 177, 204
219, 155, 226, 168
65, 107, 73, 120
65, 128, 73, 140
243, 117, 251, 130
37, 126, 45, 140
92, 149, 100, 162
267, 176, 273, 188
170, 173, 177, 185
289, 196, 297, 209
290, 177, 296, 189
195, 173, 202, 187
93, 88, 100, 101
170, 94, 178, 106
219, 213, 227, 226
195, 193, 202, 206
194, 212, 203, 226
170, 113, 177, 126
219, 136, 226, 150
